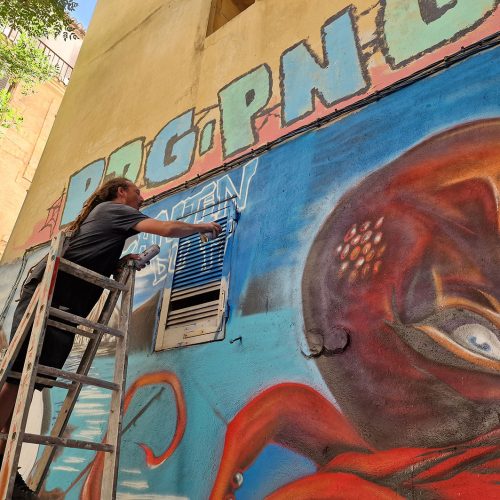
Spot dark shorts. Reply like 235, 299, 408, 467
8, 280, 74, 391
7, 267, 103, 390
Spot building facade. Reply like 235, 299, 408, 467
0, 25, 83, 257
0, 1, 499, 498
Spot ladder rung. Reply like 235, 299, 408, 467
49, 307, 124, 337
37, 365, 119, 391
7, 371, 72, 390
0, 432, 113, 452
59, 258, 127, 291
47, 319, 108, 340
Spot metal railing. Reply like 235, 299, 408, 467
2, 27, 76, 84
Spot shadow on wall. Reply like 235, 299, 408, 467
129, 292, 160, 352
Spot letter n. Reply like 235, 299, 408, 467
280, 7, 369, 127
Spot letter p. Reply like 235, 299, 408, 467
218, 64, 272, 158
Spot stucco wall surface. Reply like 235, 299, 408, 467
0, 1, 498, 499
0, 80, 64, 257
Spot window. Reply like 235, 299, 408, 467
155, 200, 238, 350
206, 0, 256, 36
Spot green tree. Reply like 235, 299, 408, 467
0, 88, 22, 129
0, 0, 77, 38
0, 1, 78, 131
0, 32, 58, 130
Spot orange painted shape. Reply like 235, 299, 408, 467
81, 371, 186, 499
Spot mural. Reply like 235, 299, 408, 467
0, 8, 498, 500
18, 0, 499, 249
3, 45, 490, 499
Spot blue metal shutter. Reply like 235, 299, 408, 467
157, 199, 237, 349
172, 216, 228, 292
165, 215, 228, 330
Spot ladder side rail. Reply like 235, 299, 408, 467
0, 232, 65, 500
0, 287, 40, 388
30, 266, 132, 493
101, 265, 135, 499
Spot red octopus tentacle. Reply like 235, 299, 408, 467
123, 371, 186, 468
80, 371, 186, 499
210, 382, 371, 499
265, 472, 403, 500
80, 450, 104, 500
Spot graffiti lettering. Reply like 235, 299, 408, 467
130, 160, 257, 284
61, 160, 105, 225
419, 0, 458, 24
104, 138, 144, 183
381, 0, 498, 67
145, 110, 197, 186
280, 8, 369, 126
59, 1, 498, 228
219, 65, 272, 158
216, 160, 257, 212
199, 120, 216, 155
177, 183, 218, 223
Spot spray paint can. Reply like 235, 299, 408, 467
200, 232, 216, 243
134, 244, 160, 269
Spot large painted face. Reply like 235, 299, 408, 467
302, 120, 500, 449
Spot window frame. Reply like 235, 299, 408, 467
206, 0, 256, 37
154, 200, 237, 351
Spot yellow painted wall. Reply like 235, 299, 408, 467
2, 0, 498, 262
3, 0, 209, 260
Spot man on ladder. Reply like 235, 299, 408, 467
0, 177, 221, 498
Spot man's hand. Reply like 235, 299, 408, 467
115, 253, 149, 275
198, 221, 223, 239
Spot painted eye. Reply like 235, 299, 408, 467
451, 323, 500, 361
231, 471, 244, 489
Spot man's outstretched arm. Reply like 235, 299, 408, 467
133, 219, 222, 239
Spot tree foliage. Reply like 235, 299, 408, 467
0, 88, 22, 129
0, 1, 79, 130
0, 33, 56, 91
0, 32, 58, 130
0, 0, 77, 38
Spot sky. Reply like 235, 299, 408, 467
72, 0, 97, 29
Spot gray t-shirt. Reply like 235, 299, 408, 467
29, 201, 149, 317
64, 201, 149, 277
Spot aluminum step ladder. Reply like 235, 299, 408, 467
0, 231, 136, 499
